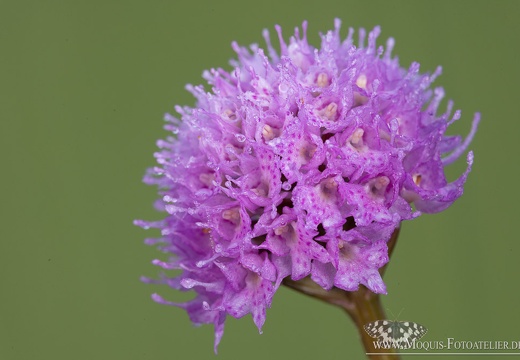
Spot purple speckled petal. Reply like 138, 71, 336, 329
334, 239, 389, 294
293, 174, 345, 229
222, 272, 274, 332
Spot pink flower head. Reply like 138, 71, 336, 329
136, 19, 479, 351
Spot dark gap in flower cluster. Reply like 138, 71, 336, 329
321, 132, 334, 143
258, 249, 271, 257
251, 234, 267, 246
342, 177, 350, 183
313, 224, 327, 247
249, 210, 266, 246
276, 198, 294, 215
229, 180, 240, 188
352, 92, 369, 108
316, 223, 326, 237
249, 211, 261, 228
343, 216, 356, 231
318, 163, 327, 172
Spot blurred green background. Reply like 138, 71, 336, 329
1, 1, 518, 359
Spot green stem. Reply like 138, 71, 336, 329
346, 286, 399, 359
282, 227, 401, 360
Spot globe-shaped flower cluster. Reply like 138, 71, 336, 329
137, 19, 479, 350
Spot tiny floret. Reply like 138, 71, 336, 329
137, 19, 479, 351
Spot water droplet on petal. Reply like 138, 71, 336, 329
235, 133, 246, 142
282, 182, 292, 191
182, 279, 196, 288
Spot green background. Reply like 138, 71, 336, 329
2, 1, 518, 359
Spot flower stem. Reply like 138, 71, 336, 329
282, 227, 401, 360
345, 286, 399, 359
